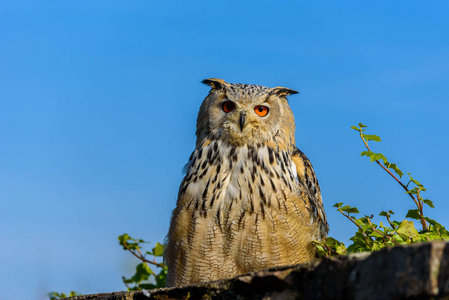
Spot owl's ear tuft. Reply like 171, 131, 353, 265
202, 78, 229, 91
271, 87, 299, 97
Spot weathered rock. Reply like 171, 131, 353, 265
66, 241, 449, 300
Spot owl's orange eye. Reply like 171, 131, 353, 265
222, 101, 235, 113
254, 105, 269, 117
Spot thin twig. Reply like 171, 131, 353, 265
122, 241, 165, 268
323, 243, 340, 256
385, 213, 395, 229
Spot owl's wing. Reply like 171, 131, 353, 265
292, 148, 329, 239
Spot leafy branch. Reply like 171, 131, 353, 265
118, 234, 167, 291
352, 123, 428, 230
316, 124, 449, 257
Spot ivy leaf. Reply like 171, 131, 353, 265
118, 233, 130, 245
360, 151, 388, 164
122, 276, 135, 284
406, 188, 418, 195
396, 220, 419, 239
340, 205, 359, 214
336, 243, 347, 255
354, 218, 365, 227
315, 243, 326, 258
408, 173, 426, 191
423, 217, 441, 227
370, 231, 384, 238
118, 233, 140, 250
362, 224, 373, 232
406, 209, 421, 220
384, 162, 404, 178
132, 263, 153, 283
362, 134, 381, 142
423, 199, 435, 208
391, 234, 405, 243
152, 242, 165, 257
155, 267, 168, 288
325, 237, 339, 247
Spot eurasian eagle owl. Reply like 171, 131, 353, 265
165, 78, 328, 287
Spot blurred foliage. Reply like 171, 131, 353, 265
315, 124, 449, 257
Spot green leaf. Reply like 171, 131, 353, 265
392, 220, 401, 227
132, 263, 153, 282
118, 233, 130, 244
336, 243, 347, 255
118, 233, 141, 250
423, 217, 441, 227
333, 202, 343, 208
360, 151, 388, 164
362, 134, 381, 142
324, 236, 338, 246
358, 123, 367, 128
122, 276, 135, 284
423, 199, 435, 208
406, 187, 419, 195
372, 241, 382, 251
155, 267, 168, 287
408, 173, 426, 190
362, 224, 373, 232
152, 242, 165, 257
354, 218, 366, 227
396, 220, 419, 239
370, 231, 384, 238
384, 162, 404, 178
391, 234, 405, 243
406, 209, 421, 220
340, 205, 359, 214
379, 211, 388, 217
314, 243, 327, 258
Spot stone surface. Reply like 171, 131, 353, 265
66, 241, 449, 300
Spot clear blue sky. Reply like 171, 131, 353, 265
1, 1, 448, 299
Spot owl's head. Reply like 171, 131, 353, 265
196, 78, 298, 148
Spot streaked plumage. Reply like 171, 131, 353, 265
165, 78, 328, 287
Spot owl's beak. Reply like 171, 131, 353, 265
239, 112, 246, 132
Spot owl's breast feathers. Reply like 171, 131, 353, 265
166, 139, 328, 286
